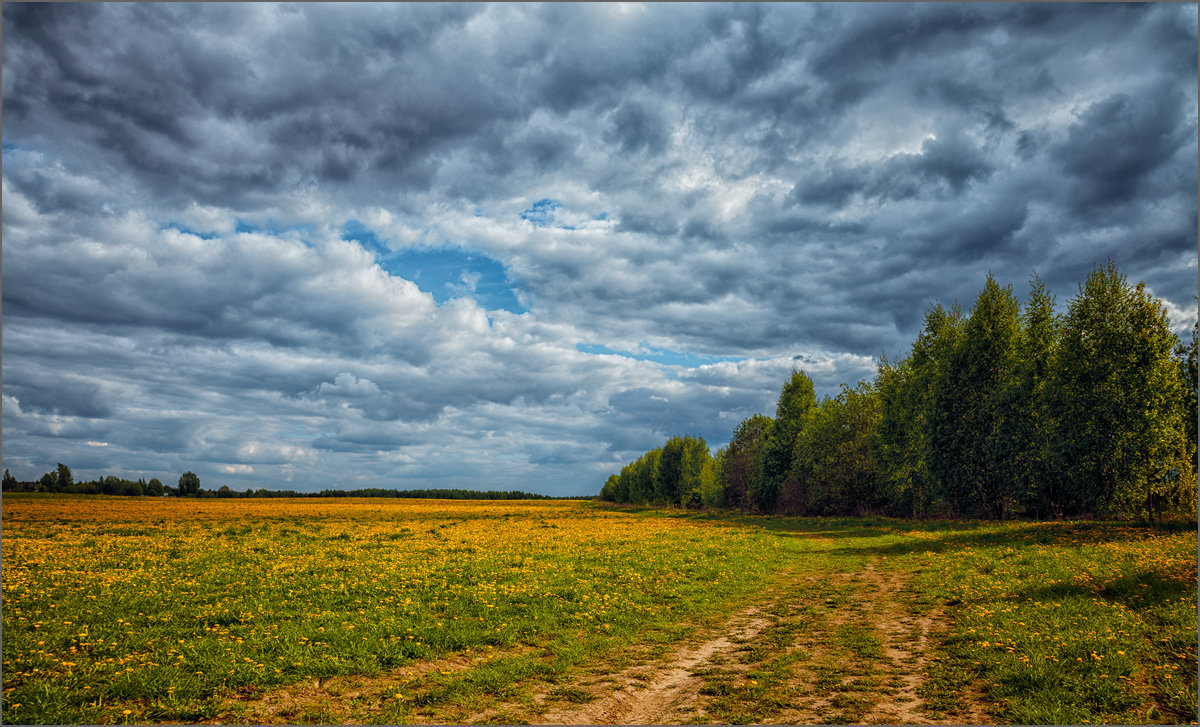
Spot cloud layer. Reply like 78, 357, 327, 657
3, 3, 1196, 494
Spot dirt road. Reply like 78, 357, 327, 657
538, 556, 991, 725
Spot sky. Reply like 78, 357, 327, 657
2, 3, 1197, 495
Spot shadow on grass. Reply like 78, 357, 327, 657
817, 519, 1193, 558
593, 503, 1195, 562
1018, 566, 1197, 604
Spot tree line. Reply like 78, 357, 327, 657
3, 464, 170, 497
1, 467, 554, 501
601, 262, 1198, 521
315, 488, 553, 500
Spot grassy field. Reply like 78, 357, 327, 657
2, 494, 1195, 724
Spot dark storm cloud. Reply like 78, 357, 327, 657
2, 3, 1195, 493
4, 373, 115, 419
1053, 84, 1192, 216
4, 3, 502, 204
794, 133, 994, 208
605, 100, 671, 156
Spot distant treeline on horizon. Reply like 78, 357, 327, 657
1, 468, 564, 501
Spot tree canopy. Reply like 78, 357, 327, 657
601, 261, 1196, 521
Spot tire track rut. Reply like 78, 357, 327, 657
540, 606, 771, 724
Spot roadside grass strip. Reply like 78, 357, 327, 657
910, 520, 1197, 725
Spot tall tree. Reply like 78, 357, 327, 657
1049, 261, 1193, 520
627, 448, 659, 504
876, 355, 922, 516
55, 463, 74, 492
878, 303, 965, 517
678, 435, 710, 507
718, 414, 772, 510
753, 370, 816, 513
929, 274, 1022, 518
38, 471, 59, 492
614, 463, 634, 503
178, 470, 201, 497
1003, 275, 1064, 516
654, 437, 686, 505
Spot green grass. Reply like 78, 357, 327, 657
2, 495, 1195, 724
1, 496, 797, 724
906, 520, 1198, 724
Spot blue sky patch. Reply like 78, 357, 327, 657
576, 342, 745, 368
341, 219, 388, 254
341, 221, 526, 314
520, 198, 561, 227
388, 247, 526, 314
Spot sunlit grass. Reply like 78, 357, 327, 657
1, 495, 790, 724
2, 496, 1195, 725
908, 520, 1197, 724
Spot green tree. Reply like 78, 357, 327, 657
654, 437, 685, 505
99, 475, 122, 495
612, 466, 632, 503
38, 471, 59, 492
652, 435, 709, 506
718, 414, 771, 510
178, 470, 201, 497
54, 463, 74, 492
1049, 261, 1193, 520
2, 469, 16, 490
753, 370, 816, 513
144, 477, 165, 497
929, 275, 1023, 518
1003, 275, 1065, 516
625, 448, 660, 505
599, 474, 621, 502
788, 381, 882, 516
678, 435, 710, 508
875, 355, 922, 516
1175, 314, 1198, 454
699, 452, 723, 507
877, 303, 965, 517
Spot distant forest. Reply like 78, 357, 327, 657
1, 467, 555, 501
601, 262, 1199, 521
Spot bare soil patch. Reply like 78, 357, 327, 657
538, 606, 772, 725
